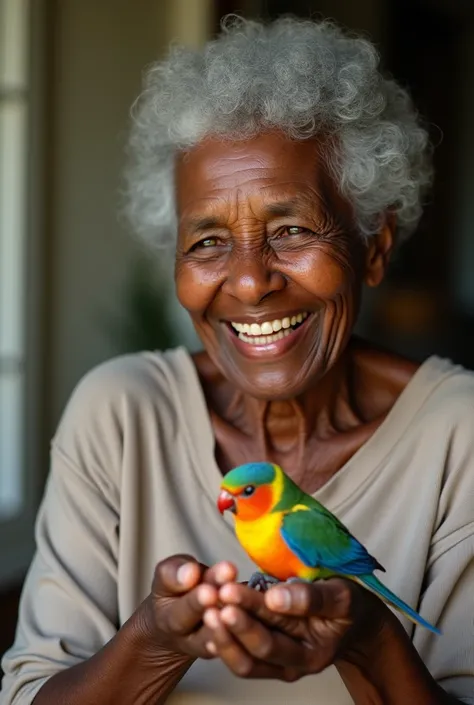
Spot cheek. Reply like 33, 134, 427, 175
291, 248, 357, 299
237, 486, 273, 519
175, 260, 222, 315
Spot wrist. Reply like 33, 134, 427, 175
33, 598, 195, 705
335, 610, 395, 696
335, 612, 442, 705
335, 589, 395, 670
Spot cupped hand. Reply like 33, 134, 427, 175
139, 554, 237, 662
203, 576, 389, 681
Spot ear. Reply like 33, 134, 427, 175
364, 213, 396, 288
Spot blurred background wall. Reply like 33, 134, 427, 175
1, 0, 474, 660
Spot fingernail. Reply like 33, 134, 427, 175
196, 584, 216, 606
267, 587, 291, 611
204, 609, 220, 629
206, 641, 217, 655
219, 583, 239, 603
221, 607, 238, 626
177, 563, 195, 585
215, 562, 235, 584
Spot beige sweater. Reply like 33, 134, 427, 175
1, 348, 473, 704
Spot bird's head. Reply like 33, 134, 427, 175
217, 462, 283, 521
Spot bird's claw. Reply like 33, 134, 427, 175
248, 572, 280, 592
247, 574, 313, 591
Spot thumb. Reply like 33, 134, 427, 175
264, 578, 352, 620
153, 554, 205, 597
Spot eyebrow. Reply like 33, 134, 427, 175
182, 215, 222, 232
264, 199, 301, 218
265, 195, 346, 232
182, 196, 327, 233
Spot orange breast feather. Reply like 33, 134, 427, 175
235, 511, 317, 581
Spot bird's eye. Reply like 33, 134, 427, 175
242, 485, 255, 497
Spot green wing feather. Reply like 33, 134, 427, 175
281, 507, 385, 575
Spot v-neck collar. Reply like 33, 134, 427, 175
164, 347, 457, 515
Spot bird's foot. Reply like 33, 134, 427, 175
248, 572, 280, 592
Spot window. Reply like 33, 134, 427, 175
0, 0, 38, 586
0, 0, 29, 520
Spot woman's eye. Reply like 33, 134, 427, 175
198, 237, 217, 248
283, 226, 314, 237
189, 237, 220, 253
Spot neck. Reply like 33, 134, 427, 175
235, 343, 356, 433
194, 337, 415, 493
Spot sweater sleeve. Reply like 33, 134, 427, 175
413, 385, 474, 705
0, 361, 126, 705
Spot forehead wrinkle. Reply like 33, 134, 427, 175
179, 194, 231, 231
218, 180, 327, 221
187, 184, 274, 229
230, 187, 266, 226
211, 150, 275, 170
205, 156, 275, 193
258, 182, 326, 208
180, 174, 340, 234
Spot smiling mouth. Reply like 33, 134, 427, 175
228, 312, 310, 346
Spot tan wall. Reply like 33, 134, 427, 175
47, 0, 212, 427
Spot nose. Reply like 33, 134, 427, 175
222, 250, 286, 305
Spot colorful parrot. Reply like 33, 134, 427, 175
217, 461, 440, 635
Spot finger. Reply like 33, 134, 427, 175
163, 582, 219, 636
203, 608, 289, 680
182, 623, 222, 660
220, 605, 317, 670
202, 561, 238, 588
153, 555, 205, 597
264, 579, 352, 620
219, 582, 304, 636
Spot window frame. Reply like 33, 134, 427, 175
0, 0, 48, 589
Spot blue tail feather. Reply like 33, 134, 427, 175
355, 574, 441, 635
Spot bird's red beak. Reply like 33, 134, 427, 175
217, 490, 236, 515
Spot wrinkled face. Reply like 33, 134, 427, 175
175, 131, 391, 399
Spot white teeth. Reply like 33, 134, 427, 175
238, 329, 293, 345
230, 312, 309, 340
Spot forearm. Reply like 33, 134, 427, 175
336, 614, 461, 705
32, 601, 192, 705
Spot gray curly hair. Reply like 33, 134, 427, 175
125, 15, 433, 248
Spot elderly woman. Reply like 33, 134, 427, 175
1, 15, 473, 705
